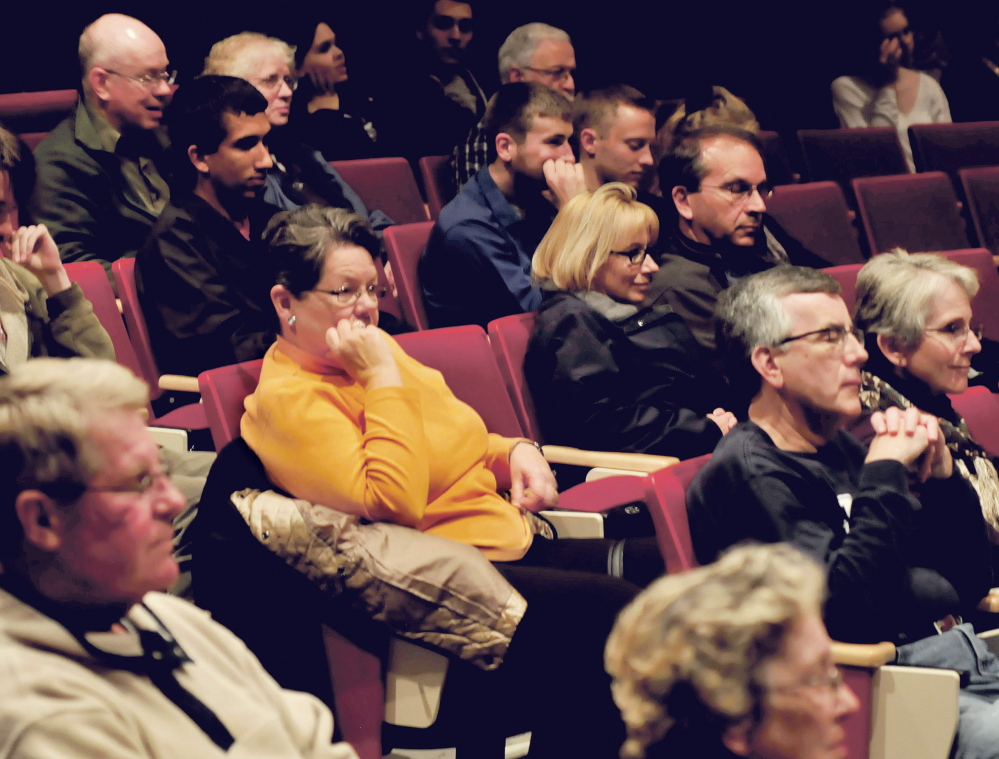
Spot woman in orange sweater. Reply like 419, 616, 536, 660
241, 203, 662, 757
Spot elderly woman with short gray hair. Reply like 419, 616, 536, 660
853, 249, 999, 542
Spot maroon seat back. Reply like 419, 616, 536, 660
766, 181, 866, 265
395, 325, 524, 438
197, 360, 265, 451
960, 166, 999, 256
329, 158, 429, 225
852, 172, 970, 255
486, 312, 542, 441
383, 222, 433, 330
909, 122, 999, 185
418, 155, 456, 220
797, 127, 908, 196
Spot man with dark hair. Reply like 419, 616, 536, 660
135, 75, 278, 377
31, 14, 174, 278
689, 264, 999, 759
387, 0, 486, 162
644, 126, 827, 351
420, 82, 584, 329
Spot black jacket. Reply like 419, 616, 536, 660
525, 290, 728, 458
135, 194, 278, 376
688, 421, 992, 644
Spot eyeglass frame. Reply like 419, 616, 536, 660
767, 665, 846, 698
254, 73, 298, 92
520, 65, 576, 84
609, 248, 651, 266
925, 322, 984, 345
85, 467, 174, 497
105, 68, 177, 90
309, 283, 389, 306
430, 15, 474, 33
697, 179, 774, 205
776, 324, 865, 350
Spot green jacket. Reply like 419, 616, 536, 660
29, 100, 170, 276
0, 258, 115, 374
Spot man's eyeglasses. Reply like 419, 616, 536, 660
926, 322, 984, 345
777, 325, 864, 350
86, 468, 174, 496
311, 284, 388, 306
521, 65, 576, 84
430, 15, 474, 33
699, 180, 774, 205
255, 73, 298, 92
106, 69, 177, 90
610, 248, 650, 266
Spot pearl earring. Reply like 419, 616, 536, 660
287, 315, 296, 326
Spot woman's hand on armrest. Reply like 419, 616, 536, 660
509, 441, 558, 513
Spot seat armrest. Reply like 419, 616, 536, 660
542, 445, 678, 473
159, 375, 200, 394
832, 640, 897, 667
977, 588, 999, 613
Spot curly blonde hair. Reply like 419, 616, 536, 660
605, 543, 825, 759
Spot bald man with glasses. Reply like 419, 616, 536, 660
31, 14, 176, 281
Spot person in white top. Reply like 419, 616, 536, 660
831, 5, 951, 172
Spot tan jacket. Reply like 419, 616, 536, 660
233, 488, 526, 670
0, 589, 358, 759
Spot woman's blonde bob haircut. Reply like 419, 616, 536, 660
531, 183, 659, 293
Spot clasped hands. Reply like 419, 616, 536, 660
865, 406, 952, 481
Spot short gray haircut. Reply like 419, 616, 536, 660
854, 249, 980, 351
497, 23, 571, 83
717, 265, 841, 401
203, 32, 295, 81
0, 358, 148, 562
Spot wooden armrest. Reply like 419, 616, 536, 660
977, 588, 999, 613
542, 445, 678, 473
831, 640, 896, 667
158, 374, 200, 394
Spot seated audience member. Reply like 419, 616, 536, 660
831, 3, 951, 172
285, 16, 383, 161
644, 126, 828, 352
0, 357, 359, 759
453, 22, 577, 188
384, 0, 487, 162
574, 86, 658, 196
606, 543, 859, 759
421, 82, 585, 328
31, 14, 174, 277
688, 264, 999, 759
202, 32, 391, 232
526, 183, 734, 459
219, 203, 660, 755
135, 75, 278, 377
0, 128, 114, 371
853, 251, 999, 544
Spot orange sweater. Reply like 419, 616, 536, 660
242, 335, 533, 561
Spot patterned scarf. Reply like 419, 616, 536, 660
860, 370, 999, 542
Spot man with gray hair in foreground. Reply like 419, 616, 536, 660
453, 22, 576, 187
606, 542, 859, 759
0, 357, 358, 759
687, 265, 999, 759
